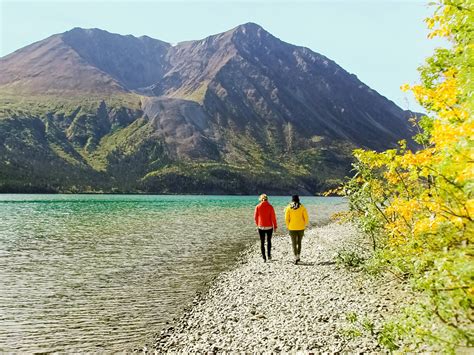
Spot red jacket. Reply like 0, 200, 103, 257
254, 201, 278, 229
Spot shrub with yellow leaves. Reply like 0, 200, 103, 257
341, 0, 473, 351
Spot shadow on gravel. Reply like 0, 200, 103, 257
296, 262, 315, 266
316, 261, 337, 266
281, 261, 316, 266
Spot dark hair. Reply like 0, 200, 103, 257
291, 195, 301, 209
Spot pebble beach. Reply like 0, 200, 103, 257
150, 222, 412, 353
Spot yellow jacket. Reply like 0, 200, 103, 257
285, 203, 309, 231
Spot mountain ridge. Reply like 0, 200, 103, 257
0, 24, 419, 194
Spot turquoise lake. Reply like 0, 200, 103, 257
0, 194, 346, 352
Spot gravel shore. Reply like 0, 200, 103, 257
151, 222, 409, 353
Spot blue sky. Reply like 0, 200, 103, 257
1, 0, 446, 111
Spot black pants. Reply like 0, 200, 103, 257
258, 228, 273, 260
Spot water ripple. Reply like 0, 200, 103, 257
0, 194, 345, 352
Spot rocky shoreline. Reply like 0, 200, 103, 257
148, 222, 411, 353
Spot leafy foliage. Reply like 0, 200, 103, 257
335, 250, 366, 268
339, 312, 376, 341
340, 1, 473, 351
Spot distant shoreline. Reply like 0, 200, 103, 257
0, 191, 330, 197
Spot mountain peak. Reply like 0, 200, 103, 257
65, 27, 108, 36
232, 22, 268, 36
236, 22, 264, 31
227, 22, 280, 48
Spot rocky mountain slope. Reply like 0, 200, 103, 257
0, 23, 417, 194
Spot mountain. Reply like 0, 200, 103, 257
0, 24, 418, 194
0, 28, 170, 93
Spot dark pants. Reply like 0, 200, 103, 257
289, 230, 304, 257
258, 228, 273, 260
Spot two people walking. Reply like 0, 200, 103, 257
254, 194, 309, 264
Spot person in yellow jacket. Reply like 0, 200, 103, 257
284, 195, 309, 264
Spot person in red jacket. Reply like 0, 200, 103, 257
254, 194, 278, 262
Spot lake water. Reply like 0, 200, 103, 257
0, 194, 346, 352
